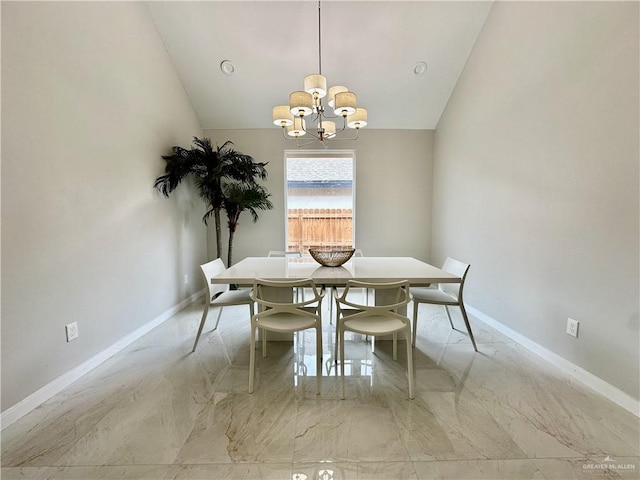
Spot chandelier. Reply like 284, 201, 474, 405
272, 1, 367, 147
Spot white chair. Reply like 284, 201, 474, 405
249, 278, 325, 394
192, 258, 254, 352
410, 257, 477, 352
334, 280, 414, 399
328, 248, 367, 324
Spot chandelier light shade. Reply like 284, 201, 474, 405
287, 117, 307, 137
289, 91, 314, 117
333, 91, 357, 117
273, 1, 367, 147
347, 108, 368, 129
272, 105, 294, 127
327, 85, 348, 108
322, 121, 336, 138
304, 74, 328, 98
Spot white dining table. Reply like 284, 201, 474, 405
211, 256, 461, 287
212, 256, 460, 340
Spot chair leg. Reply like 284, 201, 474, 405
262, 328, 267, 357
405, 330, 414, 399
444, 305, 455, 330
249, 325, 256, 393
316, 326, 322, 395
412, 301, 419, 347
192, 303, 210, 352
329, 287, 335, 325
392, 333, 397, 361
212, 306, 224, 331
334, 316, 339, 364
459, 303, 478, 352
340, 327, 346, 400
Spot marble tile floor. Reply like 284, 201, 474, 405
1, 298, 638, 480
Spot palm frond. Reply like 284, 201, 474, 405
218, 144, 269, 183
223, 182, 273, 224
154, 146, 193, 196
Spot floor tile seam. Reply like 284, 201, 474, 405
408, 455, 640, 463
41, 460, 295, 467
8, 456, 638, 469
413, 340, 515, 348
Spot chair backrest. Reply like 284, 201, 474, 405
439, 257, 470, 300
336, 280, 410, 313
251, 278, 324, 315
267, 250, 302, 257
200, 258, 230, 300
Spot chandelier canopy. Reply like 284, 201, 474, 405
272, 1, 367, 147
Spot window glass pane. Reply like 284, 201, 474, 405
286, 152, 354, 253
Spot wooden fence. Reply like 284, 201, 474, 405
287, 208, 353, 252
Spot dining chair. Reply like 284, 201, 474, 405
192, 258, 254, 353
249, 278, 325, 394
334, 280, 414, 399
410, 257, 477, 352
328, 248, 367, 324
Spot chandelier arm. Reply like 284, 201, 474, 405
298, 116, 321, 140
292, 114, 323, 142
296, 136, 325, 148
326, 129, 360, 141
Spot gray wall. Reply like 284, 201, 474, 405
432, 1, 639, 399
203, 129, 434, 265
1, 2, 205, 411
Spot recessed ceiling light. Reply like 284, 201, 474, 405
220, 60, 236, 76
413, 61, 428, 76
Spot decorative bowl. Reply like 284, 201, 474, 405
309, 248, 355, 267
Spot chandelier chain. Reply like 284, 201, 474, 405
317, 0, 322, 75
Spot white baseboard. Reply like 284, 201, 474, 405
1, 290, 204, 430
466, 305, 640, 417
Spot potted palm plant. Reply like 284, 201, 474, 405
154, 137, 271, 264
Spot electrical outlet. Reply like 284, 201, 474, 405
184, 273, 189, 285
566, 318, 579, 338
65, 322, 79, 342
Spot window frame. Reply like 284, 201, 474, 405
284, 149, 357, 253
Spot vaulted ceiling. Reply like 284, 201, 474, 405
147, 1, 493, 130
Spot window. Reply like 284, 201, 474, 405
285, 151, 355, 253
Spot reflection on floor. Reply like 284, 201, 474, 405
1, 296, 638, 480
